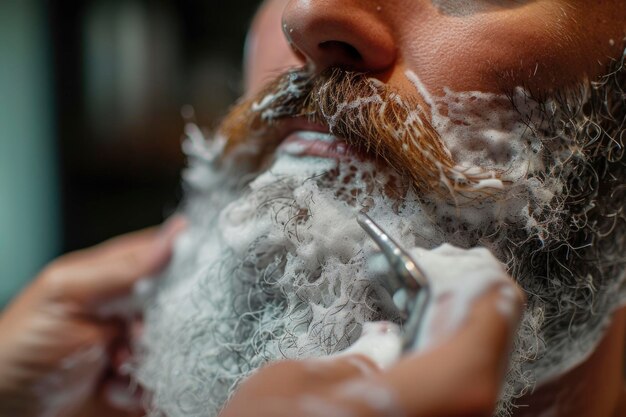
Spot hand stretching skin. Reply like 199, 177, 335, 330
0, 217, 186, 417
220, 275, 525, 417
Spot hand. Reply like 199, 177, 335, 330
0, 217, 186, 417
220, 276, 525, 417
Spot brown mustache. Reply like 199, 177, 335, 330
219, 68, 487, 193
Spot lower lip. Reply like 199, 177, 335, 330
278, 131, 352, 159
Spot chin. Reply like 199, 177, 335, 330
135, 60, 626, 417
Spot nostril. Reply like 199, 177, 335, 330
319, 40, 363, 63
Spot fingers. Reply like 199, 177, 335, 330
39, 216, 187, 305
223, 281, 522, 417
382, 282, 525, 417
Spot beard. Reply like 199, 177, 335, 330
135, 53, 626, 417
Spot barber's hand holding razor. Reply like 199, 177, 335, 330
220, 267, 525, 417
0, 217, 186, 417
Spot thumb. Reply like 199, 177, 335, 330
40, 216, 187, 306
382, 281, 525, 417
334, 322, 404, 371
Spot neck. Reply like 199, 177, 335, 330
512, 307, 626, 417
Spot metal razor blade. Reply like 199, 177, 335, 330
357, 212, 431, 352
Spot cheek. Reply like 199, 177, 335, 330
398, 3, 626, 95
245, 0, 302, 96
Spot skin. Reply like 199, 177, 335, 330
222, 286, 526, 417
247, 0, 626, 97
238, 0, 626, 416
0, 217, 186, 417
0, 1, 624, 417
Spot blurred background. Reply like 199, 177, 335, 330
0, 0, 261, 307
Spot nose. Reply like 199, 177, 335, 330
282, 0, 397, 74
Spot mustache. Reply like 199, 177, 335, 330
219, 68, 493, 193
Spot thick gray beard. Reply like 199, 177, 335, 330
135, 57, 626, 417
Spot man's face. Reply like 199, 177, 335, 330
247, 0, 626, 97
136, 2, 626, 417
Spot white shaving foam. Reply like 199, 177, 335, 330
138, 55, 625, 417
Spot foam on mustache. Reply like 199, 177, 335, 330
219, 68, 502, 194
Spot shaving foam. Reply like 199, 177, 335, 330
138, 58, 626, 417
